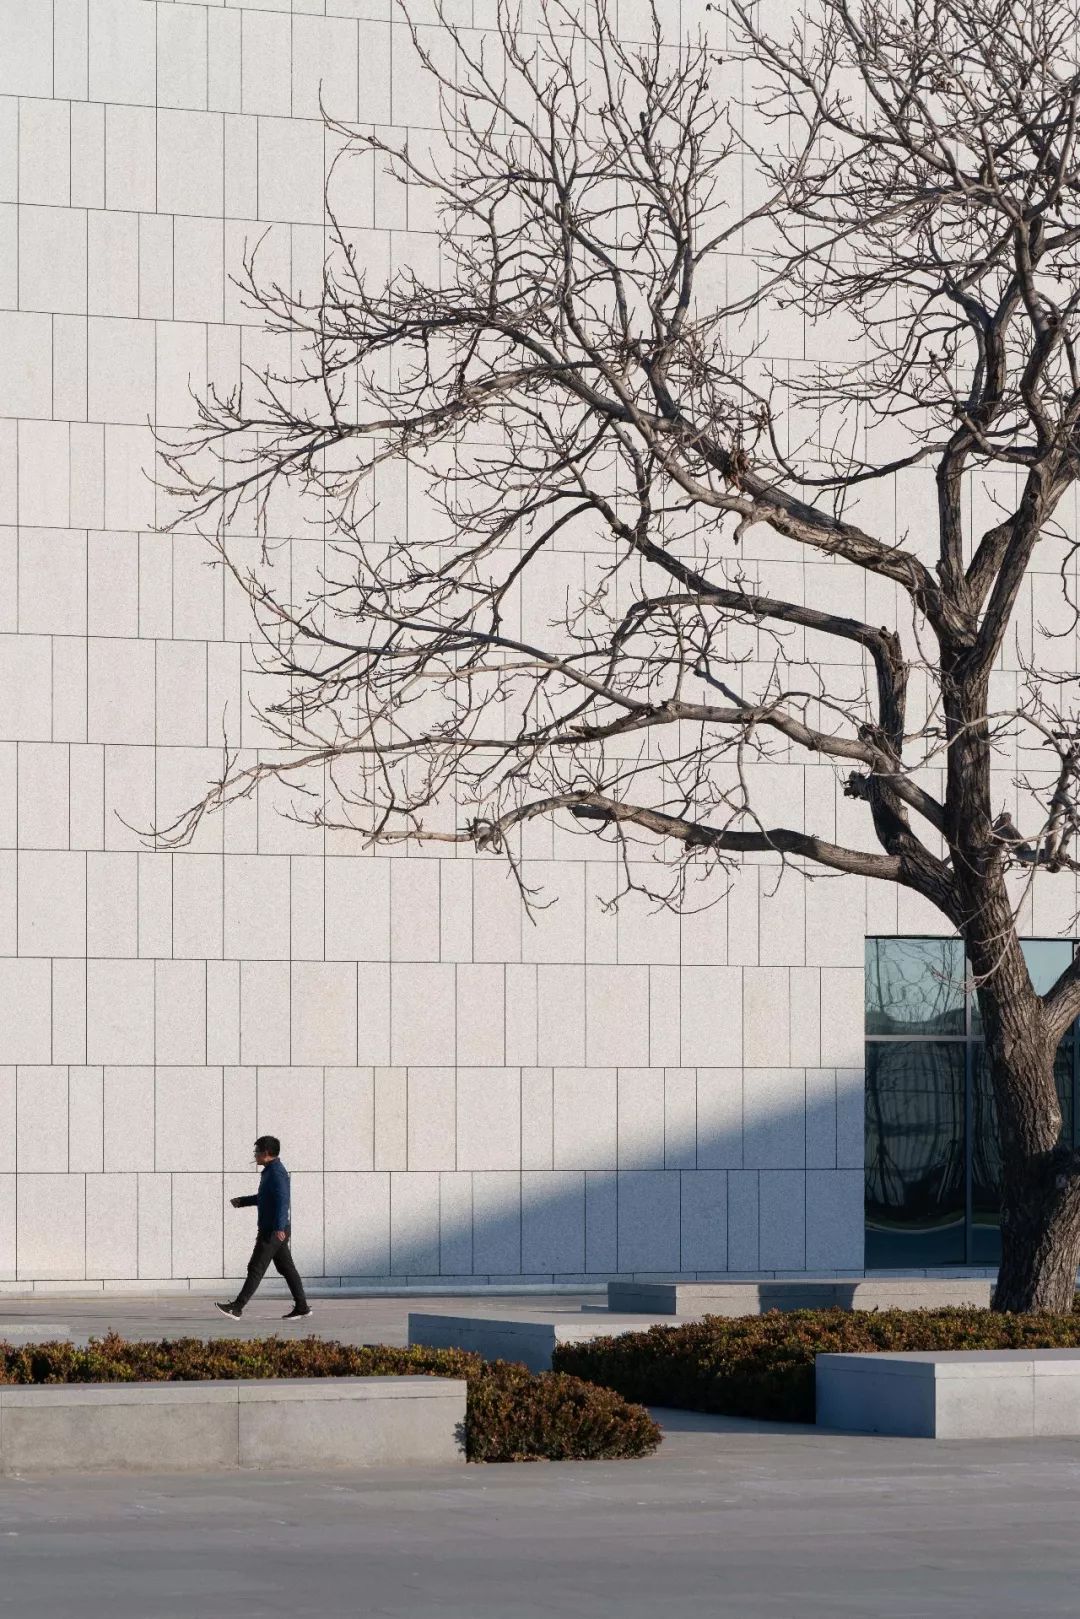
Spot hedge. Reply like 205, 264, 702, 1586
0, 1333, 661, 1464
553, 1307, 1080, 1424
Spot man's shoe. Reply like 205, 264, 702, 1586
282, 1305, 313, 1320
214, 1301, 243, 1319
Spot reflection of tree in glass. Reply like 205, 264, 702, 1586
864, 939, 1078, 1265
865, 941, 965, 1037
865, 1044, 964, 1236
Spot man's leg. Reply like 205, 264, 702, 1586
233, 1233, 277, 1312
272, 1232, 309, 1310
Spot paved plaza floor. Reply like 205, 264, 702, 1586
1, 1293, 1079, 1616
0, 1288, 602, 1347
3, 1417, 1080, 1617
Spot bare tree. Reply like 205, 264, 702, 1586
160, 0, 1080, 1310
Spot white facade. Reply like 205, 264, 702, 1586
0, 0, 887, 1289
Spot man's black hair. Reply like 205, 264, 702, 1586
254, 1135, 281, 1158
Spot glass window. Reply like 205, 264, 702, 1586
865, 936, 1078, 1267
865, 1042, 966, 1266
865, 938, 966, 1036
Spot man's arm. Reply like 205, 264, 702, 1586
230, 1194, 258, 1208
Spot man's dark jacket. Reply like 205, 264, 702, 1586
235, 1158, 291, 1235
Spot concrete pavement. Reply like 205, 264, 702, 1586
2, 1415, 1080, 1616
0, 1290, 602, 1348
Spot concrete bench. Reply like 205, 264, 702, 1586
816, 1350, 1080, 1438
607, 1278, 993, 1316
0, 1376, 467, 1475
408, 1311, 684, 1373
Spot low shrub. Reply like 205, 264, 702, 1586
0, 1335, 477, 1389
553, 1307, 1080, 1424
466, 1360, 661, 1462
0, 1333, 661, 1464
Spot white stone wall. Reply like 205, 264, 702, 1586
0, 0, 875, 1288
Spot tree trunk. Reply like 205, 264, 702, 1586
994, 1156, 1080, 1312
977, 993, 1080, 1313
960, 883, 1080, 1312
938, 653, 1080, 1311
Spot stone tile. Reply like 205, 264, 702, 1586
456, 964, 505, 1067
390, 964, 455, 1067
617, 1171, 680, 1272
256, 1068, 324, 1171
390, 1173, 440, 1276
681, 967, 742, 1067
86, 1173, 138, 1279
68, 1066, 103, 1174
290, 964, 357, 1065
759, 1170, 806, 1271
456, 1068, 520, 1171
743, 969, 791, 1066
805, 1068, 837, 1169
239, 963, 291, 1066
727, 1171, 760, 1271
324, 1068, 375, 1172
0, 960, 52, 1065
17, 1173, 85, 1281
87, 960, 155, 1065
324, 1171, 390, 1277
806, 1170, 864, 1270
171, 1174, 224, 1280
617, 1068, 665, 1170
16, 1066, 69, 1173
407, 1069, 456, 1171
439, 1172, 472, 1275
585, 1170, 617, 1273
155, 1068, 223, 1172
586, 967, 650, 1066
681, 1170, 728, 1271
553, 1068, 616, 1171
521, 1171, 584, 1274
103, 1067, 154, 1173
137, 1172, 172, 1279
743, 1068, 805, 1170
664, 1068, 697, 1169
472, 1172, 521, 1275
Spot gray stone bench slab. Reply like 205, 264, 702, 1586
608, 1278, 993, 1316
816, 1350, 1080, 1438
408, 1311, 685, 1372
0, 1377, 467, 1474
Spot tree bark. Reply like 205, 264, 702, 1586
940, 655, 1080, 1310
967, 919, 1080, 1313
995, 1151, 1080, 1312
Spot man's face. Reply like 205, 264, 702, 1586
253, 1146, 275, 1166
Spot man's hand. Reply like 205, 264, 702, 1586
274, 1230, 287, 1243
230, 1197, 244, 1208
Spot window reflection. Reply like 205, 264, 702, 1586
865, 1043, 966, 1266
865, 937, 1078, 1267
865, 938, 966, 1036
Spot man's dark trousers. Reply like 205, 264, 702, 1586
235, 1229, 308, 1311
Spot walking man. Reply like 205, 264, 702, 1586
216, 1136, 311, 1321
